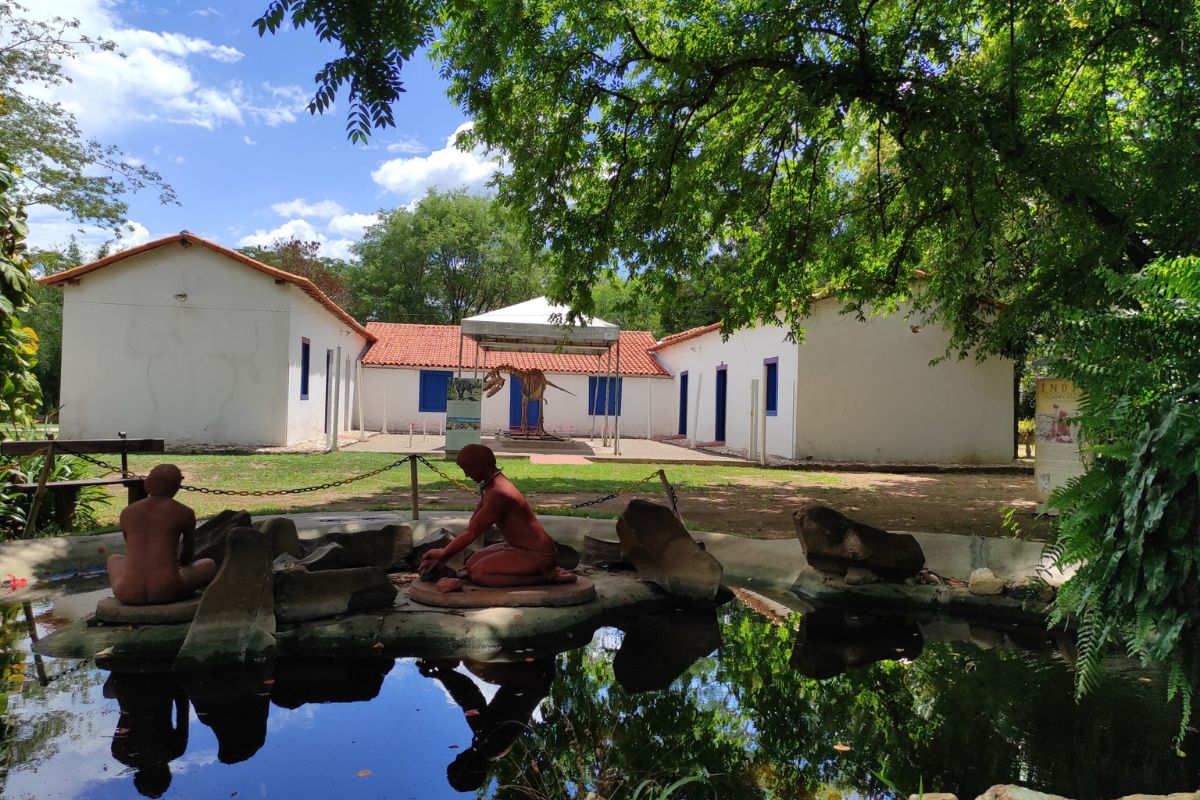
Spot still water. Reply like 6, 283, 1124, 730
0, 599, 1195, 799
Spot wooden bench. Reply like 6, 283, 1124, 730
1, 434, 165, 533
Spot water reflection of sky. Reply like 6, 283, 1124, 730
1, 600, 1196, 800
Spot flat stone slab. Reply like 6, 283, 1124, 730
93, 594, 202, 624
407, 576, 596, 608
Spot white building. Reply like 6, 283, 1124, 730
42, 232, 372, 448
358, 322, 676, 438
650, 300, 1015, 463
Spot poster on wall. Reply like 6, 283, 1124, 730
445, 377, 483, 453
1034, 377, 1086, 506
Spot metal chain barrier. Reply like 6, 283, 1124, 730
48, 442, 683, 516
182, 456, 415, 497
414, 455, 479, 494
568, 470, 663, 509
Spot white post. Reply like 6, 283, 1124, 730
759, 375, 768, 466
689, 373, 703, 449
791, 380, 798, 460
646, 378, 652, 439
613, 338, 622, 456
409, 422, 414, 448
382, 372, 389, 434
330, 344, 343, 451
356, 360, 366, 439
748, 380, 759, 461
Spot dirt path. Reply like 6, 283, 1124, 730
404, 470, 1052, 541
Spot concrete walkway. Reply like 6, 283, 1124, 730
341, 433, 743, 464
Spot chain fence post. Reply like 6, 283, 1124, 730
410, 456, 420, 520
658, 468, 683, 525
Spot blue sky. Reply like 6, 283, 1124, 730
24, 0, 497, 259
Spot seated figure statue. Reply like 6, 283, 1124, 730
106, 464, 218, 605
420, 444, 576, 592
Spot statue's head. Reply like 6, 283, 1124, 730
456, 444, 498, 483
144, 464, 184, 498
482, 367, 506, 397
133, 764, 172, 798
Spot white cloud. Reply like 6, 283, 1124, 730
190, 7, 222, 17
243, 135, 257, 145
328, 212, 378, 237
386, 135, 426, 154
371, 122, 503, 199
25, 205, 152, 253
236, 218, 357, 261
270, 199, 345, 219
15, 2, 304, 134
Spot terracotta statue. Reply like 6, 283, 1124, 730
107, 464, 218, 605
418, 656, 555, 792
419, 444, 577, 591
481, 365, 574, 436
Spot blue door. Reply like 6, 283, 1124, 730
509, 376, 541, 430
678, 372, 689, 435
715, 367, 728, 442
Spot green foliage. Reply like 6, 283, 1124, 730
239, 238, 353, 310
253, 0, 434, 144
1045, 256, 1200, 746
262, 0, 1200, 356
0, 447, 110, 538
0, 2, 176, 230
0, 149, 40, 430
346, 189, 545, 323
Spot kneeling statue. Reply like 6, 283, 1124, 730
420, 444, 576, 592
107, 464, 218, 605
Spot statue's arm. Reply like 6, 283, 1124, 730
178, 507, 197, 565
442, 494, 509, 560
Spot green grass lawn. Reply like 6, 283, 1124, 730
74, 452, 841, 530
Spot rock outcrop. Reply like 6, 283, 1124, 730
616, 499, 723, 602
794, 504, 925, 580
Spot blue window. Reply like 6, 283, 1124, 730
764, 358, 778, 416
588, 376, 623, 416
419, 370, 454, 412
300, 339, 311, 400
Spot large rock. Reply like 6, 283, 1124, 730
613, 608, 721, 693
270, 659, 395, 709
793, 505, 925, 580
193, 509, 253, 565
616, 499, 723, 602
790, 609, 924, 679
968, 567, 1006, 596
321, 525, 413, 569
256, 516, 304, 559
175, 527, 275, 670
273, 565, 398, 623
975, 787, 1073, 800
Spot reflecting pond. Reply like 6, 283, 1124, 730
0, 598, 1195, 799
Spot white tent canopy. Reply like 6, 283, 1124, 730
460, 297, 619, 355
458, 297, 624, 453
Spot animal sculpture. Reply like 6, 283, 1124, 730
482, 366, 574, 436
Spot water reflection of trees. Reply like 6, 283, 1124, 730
487, 605, 1198, 800
3, 600, 1198, 800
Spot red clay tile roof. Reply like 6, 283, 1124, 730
647, 322, 722, 351
363, 323, 670, 376
39, 232, 375, 342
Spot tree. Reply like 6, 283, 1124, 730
347, 189, 545, 324
0, 145, 40, 430
257, 0, 1199, 351
0, 2, 176, 231
239, 239, 353, 310
22, 240, 83, 415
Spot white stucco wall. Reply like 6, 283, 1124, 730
57, 246, 291, 447
358, 367, 674, 439
283, 290, 367, 446
651, 325, 799, 457
790, 301, 1014, 463
652, 301, 1014, 463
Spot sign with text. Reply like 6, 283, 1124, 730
1034, 377, 1086, 504
445, 377, 482, 453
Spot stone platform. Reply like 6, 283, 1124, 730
408, 576, 596, 608
93, 594, 202, 625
